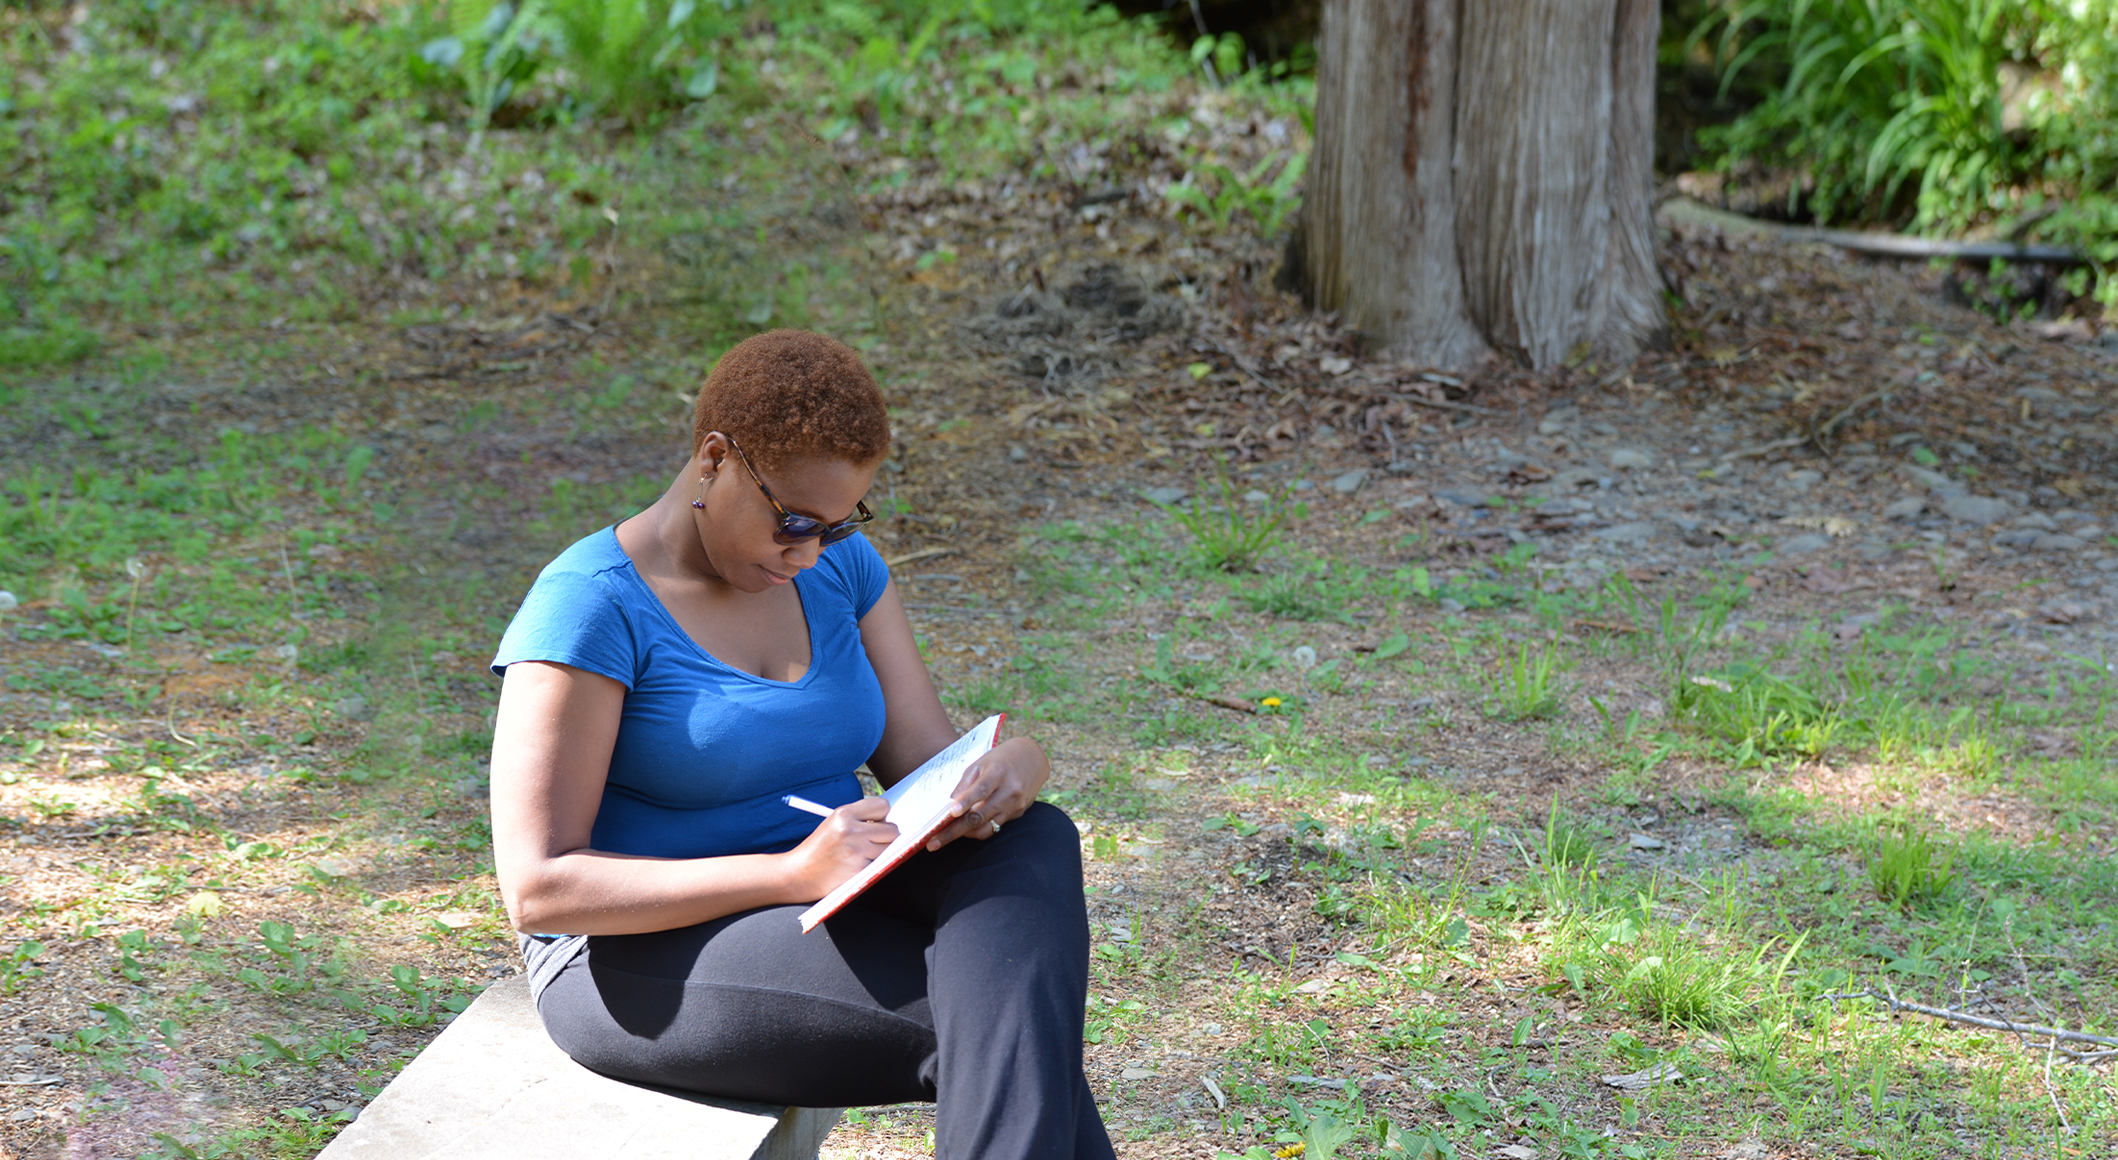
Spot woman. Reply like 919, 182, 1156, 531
487, 329, 1115, 1159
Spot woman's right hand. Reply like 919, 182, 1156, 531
784, 797, 898, 900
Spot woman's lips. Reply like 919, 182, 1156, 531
763, 567, 794, 585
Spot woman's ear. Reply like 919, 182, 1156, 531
695, 431, 731, 477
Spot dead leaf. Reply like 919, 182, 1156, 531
1716, 1139, 1769, 1160
1496, 1146, 1538, 1160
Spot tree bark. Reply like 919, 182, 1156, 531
1300, 0, 1664, 369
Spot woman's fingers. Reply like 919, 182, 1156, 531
840, 795, 891, 822
928, 780, 1029, 849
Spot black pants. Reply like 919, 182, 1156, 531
531, 802, 1116, 1160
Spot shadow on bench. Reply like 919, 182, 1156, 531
320, 976, 841, 1160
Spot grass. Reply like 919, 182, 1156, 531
1, 0, 1285, 369
1489, 641, 1562, 720
1866, 825, 1960, 909
1010, 493, 2118, 1157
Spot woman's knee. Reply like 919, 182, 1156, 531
1013, 800, 1079, 843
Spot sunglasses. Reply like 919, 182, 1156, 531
724, 435, 874, 546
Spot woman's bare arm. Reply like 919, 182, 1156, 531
490, 660, 897, 935
859, 579, 1049, 849
859, 579, 964, 783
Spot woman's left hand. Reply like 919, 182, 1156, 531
927, 736, 1049, 850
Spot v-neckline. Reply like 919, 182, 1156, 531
607, 526, 818, 687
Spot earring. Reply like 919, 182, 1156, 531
691, 476, 707, 509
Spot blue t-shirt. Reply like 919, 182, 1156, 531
490, 525, 889, 860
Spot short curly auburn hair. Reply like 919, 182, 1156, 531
692, 330, 891, 474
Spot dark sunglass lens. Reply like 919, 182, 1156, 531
820, 525, 860, 546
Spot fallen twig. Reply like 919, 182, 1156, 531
1201, 337, 1280, 393
1823, 990, 2118, 1050
885, 546, 960, 569
1182, 690, 1259, 715
1814, 388, 1893, 442
1386, 391, 1497, 416
1718, 435, 1807, 462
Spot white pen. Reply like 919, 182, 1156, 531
783, 794, 836, 818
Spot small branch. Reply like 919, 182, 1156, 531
1179, 689, 1258, 715
1814, 388, 1892, 442
885, 546, 960, 569
1718, 435, 1807, 463
1201, 337, 1280, 393
2044, 1044, 2073, 1135
1823, 990, 2118, 1049
1386, 391, 1496, 416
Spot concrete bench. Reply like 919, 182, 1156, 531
319, 975, 842, 1160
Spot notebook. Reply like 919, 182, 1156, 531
797, 714, 1005, 932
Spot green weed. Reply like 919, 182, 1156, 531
1152, 460, 1295, 573
0, 940, 45, 996
1866, 825, 1958, 909
1542, 809, 1598, 870
1675, 662, 1840, 765
1164, 151, 1307, 235
1488, 642, 1561, 720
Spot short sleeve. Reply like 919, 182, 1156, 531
490, 569, 639, 689
823, 532, 891, 619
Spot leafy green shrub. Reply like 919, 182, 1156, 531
1692, 0, 2042, 227
1690, 0, 2118, 302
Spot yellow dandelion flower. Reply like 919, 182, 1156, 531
1261, 697, 1282, 707
1273, 1145, 1306, 1159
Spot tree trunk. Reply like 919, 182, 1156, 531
1299, 0, 1665, 369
